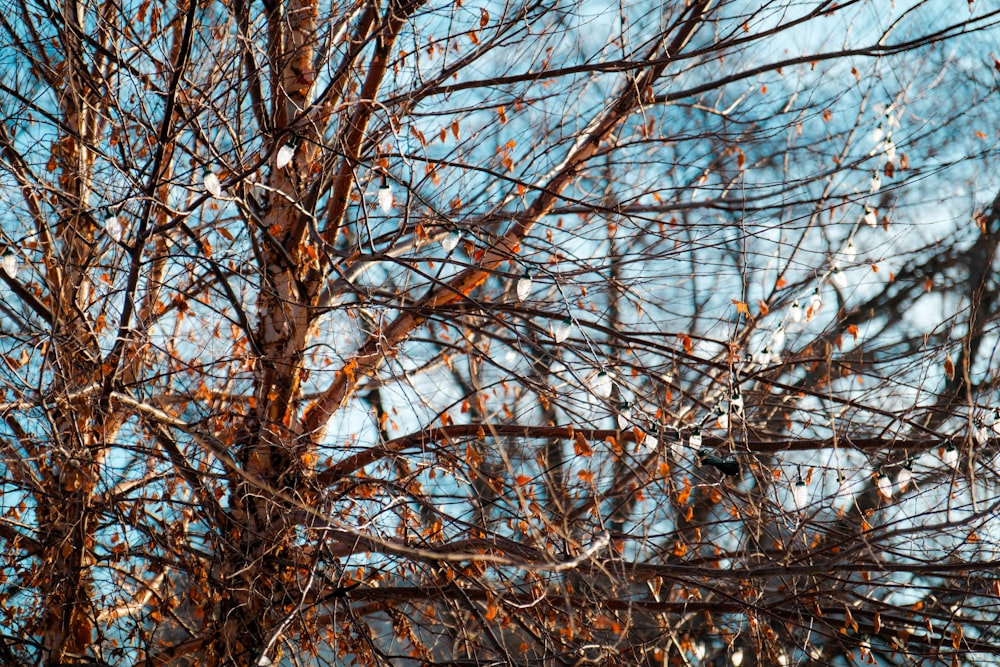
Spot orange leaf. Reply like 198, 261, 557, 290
844, 607, 859, 633
847, 324, 859, 340
944, 355, 955, 381
732, 299, 752, 319
678, 333, 693, 353
342, 359, 358, 383
410, 125, 427, 147
573, 432, 593, 457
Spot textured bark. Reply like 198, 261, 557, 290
34, 0, 107, 660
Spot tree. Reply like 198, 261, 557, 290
2, 0, 1000, 664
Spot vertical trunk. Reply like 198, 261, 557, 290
214, 0, 321, 661
35, 0, 111, 661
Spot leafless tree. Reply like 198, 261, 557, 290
2, 0, 1000, 665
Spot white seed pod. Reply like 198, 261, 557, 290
789, 299, 803, 323
104, 214, 123, 242
896, 465, 912, 494
869, 172, 882, 194
864, 206, 878, 227
2, 249, 18, 279
876, 472, 892, 500
516, 272, 532, 302
591, 370, 613, 398
793, 479, 808, 509
942, 443, 959, 468
377, 182, 393, 213
689, 428, 702, 450
841, 238, 857, 264
441, 229, 461, 252
203, 169, 222, 197
553, 318, 573, 343
276, 142, 296, 169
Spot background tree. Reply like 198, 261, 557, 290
2, 0, 1000, 665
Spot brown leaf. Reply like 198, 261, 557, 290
732, 299, 752, 318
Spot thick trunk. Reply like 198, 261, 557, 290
213, 0, 322, 660
35, 1, 109, 660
